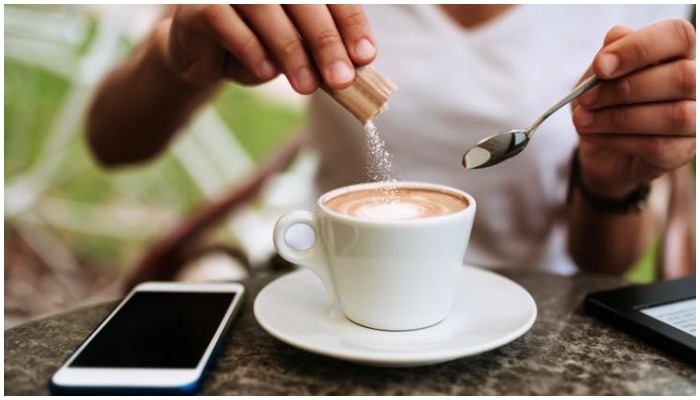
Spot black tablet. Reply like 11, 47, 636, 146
584, 276, 695, 364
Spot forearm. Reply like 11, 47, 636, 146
567, 150, 658, 274
567, 166, 658, 274
567, 19, 695, 274
87, 19, 220, 167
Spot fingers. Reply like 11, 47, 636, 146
286, 5, 355, 89
328, 5, 376, 64
575, 20, 696, 136
602, 24, 635, 46
230, 5, 375, 93
239, 5, 319, 94
573, 100, 696, 136
197, 5, 278, 82
574, 20, 696, 190
578, 59, 696, 108
570, 25, 633, 110
580, 135, 695, 172
286, 4, 376, 88
593, 19, 696, 79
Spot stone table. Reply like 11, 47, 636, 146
4, 269, 695, 395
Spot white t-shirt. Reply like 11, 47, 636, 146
306, 5, 692, 275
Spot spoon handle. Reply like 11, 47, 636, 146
527, 75, 600, 136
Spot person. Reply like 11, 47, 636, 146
87, 5, 696, 276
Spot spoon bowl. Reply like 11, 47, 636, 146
462, 75, 599, 169
462, 129, 529, 169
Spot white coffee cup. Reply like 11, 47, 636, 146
273, 181, 476, 331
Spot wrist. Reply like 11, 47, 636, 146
568, 149, 651, 213
578, 169, 639, 200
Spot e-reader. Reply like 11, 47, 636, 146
584, 276, 695, 364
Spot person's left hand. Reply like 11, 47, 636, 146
572, 19, 696, 198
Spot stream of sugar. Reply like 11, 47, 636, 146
364, 120, 399, 201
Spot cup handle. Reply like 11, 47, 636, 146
273, 210, 338, 302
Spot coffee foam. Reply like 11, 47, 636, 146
324, 187, 467, 221
354, 202, 423, 220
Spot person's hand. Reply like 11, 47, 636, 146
572, 19, 696, 198
160, 5, 377, 93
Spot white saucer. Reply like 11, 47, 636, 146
254, 265, 537, 367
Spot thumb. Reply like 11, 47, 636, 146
602, 24, 635, 46
572, 25, 636, 110
592, 25, 636, 78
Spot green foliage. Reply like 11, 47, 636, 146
4, 62, 70, 177
5, 58, 304, 270
625, 238, 659, 283
212, 85, 304, 162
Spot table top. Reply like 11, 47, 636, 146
4, 268, 695, 395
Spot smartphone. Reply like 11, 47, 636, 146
49, 281, 245, 395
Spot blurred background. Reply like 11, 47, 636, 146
5, 4, 314, 328
5, 5, 691, 330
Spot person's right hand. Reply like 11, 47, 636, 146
160, 4, 377, 93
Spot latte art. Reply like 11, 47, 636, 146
324, 188, 468, 220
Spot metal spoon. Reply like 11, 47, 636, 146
462, 75, 600, 169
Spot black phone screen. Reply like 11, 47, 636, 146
69, 292, 237, 369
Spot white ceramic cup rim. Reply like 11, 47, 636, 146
317, 181, 475, 226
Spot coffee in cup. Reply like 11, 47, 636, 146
323, 187, 468, 221
273, 181, 476, 331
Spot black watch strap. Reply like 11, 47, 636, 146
568, 150, 651, 213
